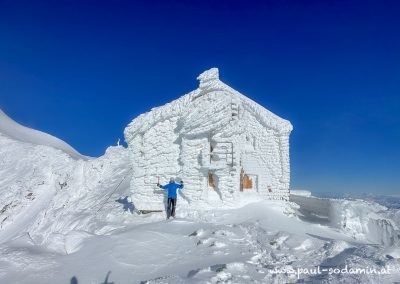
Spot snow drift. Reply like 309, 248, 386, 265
291, 194, 400, 247
0, 110, 131, 250
0, 109, 86, 160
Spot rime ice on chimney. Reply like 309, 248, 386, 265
198, 67, 219, 87
124, 68, 293, 210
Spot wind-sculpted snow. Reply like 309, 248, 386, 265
0, 131, 131, 251
0, 109, 86, 160
330, 199, 400, 247
291, 194, 400, 247
1, 199, 399, 283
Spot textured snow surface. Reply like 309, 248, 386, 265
0, 109, 86, 160
291, 190, 312, 197
0, 126, 132, 246
291, 195, 400, 247
1, 198, 400, 283
0, 113, 130, 260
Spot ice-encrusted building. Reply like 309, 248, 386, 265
124, 68, 293, 210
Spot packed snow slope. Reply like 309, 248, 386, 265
0, 111, 399, 283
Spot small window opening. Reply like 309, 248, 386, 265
208, 172, 215, 188
240, 168, 254, 191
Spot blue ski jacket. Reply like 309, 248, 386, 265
159, 182, 184, 198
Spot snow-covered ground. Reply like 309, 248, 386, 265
0, 110, 399, 283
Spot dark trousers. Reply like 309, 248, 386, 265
167, 198, 177, 219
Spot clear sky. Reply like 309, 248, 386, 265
1, 0, 399, 195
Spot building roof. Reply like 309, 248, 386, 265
124, 68, 293, 144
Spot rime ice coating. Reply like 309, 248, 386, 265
124, 68, 293, 210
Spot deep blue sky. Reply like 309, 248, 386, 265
1, 0, 399, 194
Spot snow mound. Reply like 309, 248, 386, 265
0, 109, 86, 160
330, 199, 400, 246
290, 190, 312, 197
291, 194, 400, 247
0, 126, 131, 249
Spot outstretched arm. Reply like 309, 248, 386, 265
157, 183, 167, 189
179, 181, 184, 189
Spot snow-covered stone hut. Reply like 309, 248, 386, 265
124, 68, 293, 210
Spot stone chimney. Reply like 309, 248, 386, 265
197, 68, 219, 89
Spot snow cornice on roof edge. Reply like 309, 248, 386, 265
124, 68, 293, 143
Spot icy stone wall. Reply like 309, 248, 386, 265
128, 119, 181, 210
124, 68, 292, 210
234, 108, 290, 200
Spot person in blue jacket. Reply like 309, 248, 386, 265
157, 177, 184, 219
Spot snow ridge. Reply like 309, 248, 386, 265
0, 109, 86, 160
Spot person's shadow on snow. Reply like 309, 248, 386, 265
70, 271, 114, 284
101, 271, 114, 284
115, 196, 135, 214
